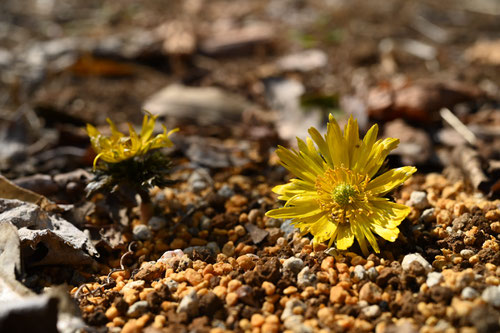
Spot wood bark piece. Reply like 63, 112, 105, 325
452, 145, 490, 193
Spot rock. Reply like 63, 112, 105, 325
353, 265, 367, 282
165, 279, 179, 293
245, 223, 269, 244
177, 290, 199, 317
481, 286, 500, 307
283, 257, 304, 275
199, 292, 223, 317
280, 219, 296, 237
420, 208, 435, 223
187, 168, 213, 193
199, 23, 275, 57
361, 305, 381, 319
281, 299, 307, 321
297, 267, 317, 289
206, 242, 220, 255
317, 307, 335, 327
132, 224, 152, 241
460, 249, 474, 260
330, 286, 348, 304
461, 287, 479, 300
222, 242, 235, 257
284, 315, 311, 333
217, 185, 234, 199
144, 84, 250, 125
358, 282, 383, 304
401, 253, 432, 273
126, 301, 148, 318
265, 218, 281, 228
148, 216, 167, 231
200, 216, 212, 230
134, 261, 165, 281
276, 49, 327, 72
367, 267, 379, 281
407, 191, 430, 209
426, 272, 443, 288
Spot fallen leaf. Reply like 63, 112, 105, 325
0, 222, 21, 280
0, 199, 98, 266
0, 175, 47, 205
367, 80, 483, 123
68, 53, 136, 77
245, 223, 269, 244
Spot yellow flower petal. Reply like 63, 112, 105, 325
370, 223, 399, 242
364, 138, 400, 177
366, 166, 417, 195
351, 123, 378, 173
343, 116, 360, 168
276, 146, 318, 183
308, 126, 334, 167
265, 205, 323, 219
351, 221, 369, 255
86, 114, 178, 168
336, 223, 354, 250
326, 114, 349, 167
309, 215, 338, 244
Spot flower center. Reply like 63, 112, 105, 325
332, 183, 357, 207
315, 167, 371, 223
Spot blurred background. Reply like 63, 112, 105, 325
1, 0, 499, 187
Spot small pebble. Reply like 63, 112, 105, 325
177, 290, 199, 317
266, 218, 281, 228
367, 267, 378, 281
206, 242, 220, 254
460, 249, 474, 260
217, 184, 234, 198
401, 253, 432, 273
165, 279, 179, 293
297, 267, 318, 289
200, 216, 211, 230
133, 224, 152, 241
283, 257, 304, 274
188, 168, 212, 192
481, 286, 500, 307
426, 272, 443, 288
358, 282, 382, 304
147, 216, 167, 231
127, 301, 148, 318
281, 299, 306, 321
461, 287, 479, 300
353, 265, 367, 282
408, 191, 429, 209
361, 305, 381, 318
420, 208, 435, 223
222, 242, 235, 257
280, 219, 296, 237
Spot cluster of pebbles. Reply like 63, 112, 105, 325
72, 168, 500, 333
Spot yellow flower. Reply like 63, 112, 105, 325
266, 115, 416, 255
86, 114, 178, 169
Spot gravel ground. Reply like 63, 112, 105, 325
69, 155, 500, 333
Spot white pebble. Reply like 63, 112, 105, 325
402, 253, 432, 273
481, 286, 500, 307
408, 191, 429, 209
426, 272, 443, 287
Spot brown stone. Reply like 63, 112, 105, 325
358, 282, 382, 304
